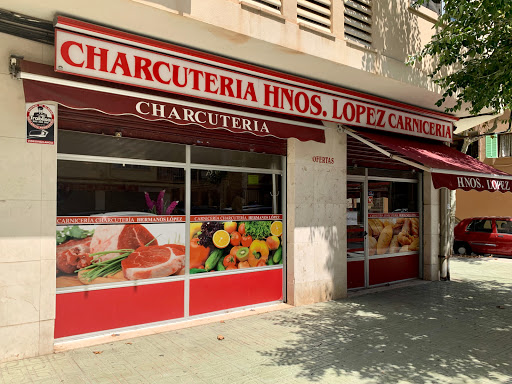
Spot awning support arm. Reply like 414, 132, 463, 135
339, 125, 431, 172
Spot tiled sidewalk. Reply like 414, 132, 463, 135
1, 256, 511, 384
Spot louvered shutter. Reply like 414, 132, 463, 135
486, 134, 498, 159
297, 0, 332, 30
245, 0, 282, 12
344, 0, 372, 47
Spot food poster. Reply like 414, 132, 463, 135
368, 213, 420, 256
56, 216, 186, 288
189, 215, 283, 274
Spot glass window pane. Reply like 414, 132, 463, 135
191, 146, 282, 169
467, 219, 493, 233
56, 160, 186, 289
58, 131, 186, 163
368, 181, 418, 213
58, 160, 185, 216
347, 181, 365, 259
496, 220, 512, 234
191, 170, 280, 214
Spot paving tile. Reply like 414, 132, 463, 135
2, 258, 512, 383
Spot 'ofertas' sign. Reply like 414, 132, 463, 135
54, 19, 453, 142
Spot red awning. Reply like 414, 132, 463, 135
346, 129, 512, 193
21, 75, 325, 143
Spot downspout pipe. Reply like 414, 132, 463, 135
439, 188, 456, 280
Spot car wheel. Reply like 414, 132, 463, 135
454, 242, 471, 255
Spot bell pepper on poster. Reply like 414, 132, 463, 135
190, 237, 210, 269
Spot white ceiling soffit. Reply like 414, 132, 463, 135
453, 112, 504, 135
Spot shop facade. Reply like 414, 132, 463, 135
3, 5, 512, 362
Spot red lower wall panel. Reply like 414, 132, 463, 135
347, 260, 365, 289
190, 269, 283, 316
55, 281, 184, 339
369, 254, 419, 286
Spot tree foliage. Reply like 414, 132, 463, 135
409, 0, 512, 115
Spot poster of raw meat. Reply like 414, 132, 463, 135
368, 213, 419, 256
189, 215, 283, 273
56, 216, 186, 288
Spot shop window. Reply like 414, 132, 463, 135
190, 170, 281, 215
56, 158, 186, 289
191, 146, 282, 169
56, 133, 284, 290
467, 219, 493, 233
368, 181, 418, 213
58, 130, 186, 163
367, 180, 420, 258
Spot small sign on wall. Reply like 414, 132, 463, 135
26, 103, 56, 145
312, 156, 334, 164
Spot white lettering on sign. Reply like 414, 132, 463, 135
135, 101, 269, 132
54, 27, 453, 142
456, 176, 511, 191
486, 179, 510, 191
457, 177, 483, 189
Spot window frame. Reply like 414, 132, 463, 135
56, 139, 286, 294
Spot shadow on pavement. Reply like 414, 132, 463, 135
259, 279, 512, 383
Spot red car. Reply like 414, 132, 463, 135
454, 217, 512, 256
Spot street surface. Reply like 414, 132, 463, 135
1, 256, 511, 384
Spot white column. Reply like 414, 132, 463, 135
286, 122, 347, 306
423, 172, 441, 281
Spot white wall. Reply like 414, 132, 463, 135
0, 32, 56, 362
286, 123, 347, 305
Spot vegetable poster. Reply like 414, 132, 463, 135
56, 214, 283, 288
189, 215, 283, 274
56, 216, 185, 288
368, 213, 419, 256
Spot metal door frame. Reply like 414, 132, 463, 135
348, 170, 422, 289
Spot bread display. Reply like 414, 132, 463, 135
389, 235, 401, 253
376, 225, 393, 255
368, 216, 420, 256
369, 236, 377, 256
368, 219, 384, 238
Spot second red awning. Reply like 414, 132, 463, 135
347, 129, 512, 193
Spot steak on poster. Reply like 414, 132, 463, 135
56, 237, 92, 274
90, 224, 158, 261
121, 244, 185, 280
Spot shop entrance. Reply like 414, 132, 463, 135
347, 170, 422, 289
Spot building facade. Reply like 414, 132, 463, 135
1, 0, 509, 362
456, 112, 512, 220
